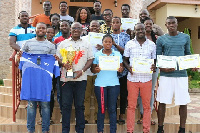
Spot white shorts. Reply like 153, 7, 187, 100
156, 76, 190, 105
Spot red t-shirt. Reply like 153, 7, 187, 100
54, 35, 71, 44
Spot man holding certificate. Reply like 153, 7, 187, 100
123, 23, 156, 133
56, 22, 94, 133
156, 16, 191, 133
91, 34, 123, 133
111, 16, 130, 124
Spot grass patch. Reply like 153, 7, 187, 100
189, 80, 200, 89
0, 79, 3, 86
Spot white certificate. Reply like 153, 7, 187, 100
121, 18, 138, 30
88, 32, 105, 46
178, 54, 200, 70
99, 56, 120, 71
156, 55, 177, 70
132, 58, 154, 74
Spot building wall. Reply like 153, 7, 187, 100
0, 0, 32, 79
155, 4, 168, 33
178, 18, 200, 54
0, 0, 16, 79
167, 4, 199, 18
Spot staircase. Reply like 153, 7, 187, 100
0, 66, 200, 133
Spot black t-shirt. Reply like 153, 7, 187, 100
91, 14, 105, 25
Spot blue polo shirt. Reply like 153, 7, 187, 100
93, 49, 122, 87
9, 24, 36, 48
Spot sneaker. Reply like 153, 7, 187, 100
85, 120, 88, 124
60, 116, 62, 123
157, 130, 164, 133
50, 119, 54, 125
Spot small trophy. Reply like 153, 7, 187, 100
60, 45, 84, 78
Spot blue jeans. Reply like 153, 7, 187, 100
95, 85, 120, 133
27, 101, 50, 132
56, 77, 62, 113
61, 81, 87, 133
138, 68, 159, 114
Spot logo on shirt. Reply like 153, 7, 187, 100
44, 62, 49, 66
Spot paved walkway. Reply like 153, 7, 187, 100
187, 93, 200, 122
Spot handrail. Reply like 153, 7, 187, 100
9, 50, 21, 122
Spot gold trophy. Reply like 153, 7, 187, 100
60, 45, 84, 78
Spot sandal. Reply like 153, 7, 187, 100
137, 118, 143, 124
118, 114, 125, 125
151, 119, 156, 125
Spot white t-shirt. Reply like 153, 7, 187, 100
60, 14, 74, 22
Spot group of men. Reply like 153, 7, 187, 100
8, 0, 194, 133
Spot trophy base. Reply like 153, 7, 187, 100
66, 71, 76, 78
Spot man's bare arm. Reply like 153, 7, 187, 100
9, 36, 20, 51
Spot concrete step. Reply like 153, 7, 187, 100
0, 86, 12, 93
0, 92, 12, 104
0, 122, 199, 133
3, 79, 12, 87
0, 101, 179, 125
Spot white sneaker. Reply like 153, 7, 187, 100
60, 115, 62, 123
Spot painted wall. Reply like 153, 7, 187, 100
178, 18, 200, 54
167, 4, 199, 18
155, 4, 168, 33
31, 0, 131, 18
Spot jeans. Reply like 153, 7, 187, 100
119, 75, 128, 114
27, 101, 50, 132
61, 81, 87, 133
95, 85, 120, 133
138, 68, 159, 114
57, 77, 62, 113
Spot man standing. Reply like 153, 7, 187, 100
20, 22, 57, 133
54, 20, 71, 123
156, 16, 191, 133
9, 11, 36, 51
32, 1, 52, 27
91, 0, 104, 25
54, 20, 71, 45
121, 4, 130, 18
83, 20, 102, 124
139, 9, 164, 36
59, 1, 74, 23
56, 22, 94, 133
111, 16, 130, 124
99, 9, 113, 34
123, 23, 156, 133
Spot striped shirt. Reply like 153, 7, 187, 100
9, 24, 36, 48
156, 32, 191, 77
21, 38, 56, 54
124, 38, 156, 83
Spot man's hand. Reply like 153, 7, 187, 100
64, 63, 72, 70
74, 70, 83, 79
151, 64, 156, 72
95, 65, 101, 73
191, 68, 199, 71
96, 44, 103, 50
118, 66, 124, 73
54, 54, 60, 60
128, 66, 133, 75
160, 68, 175, 72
